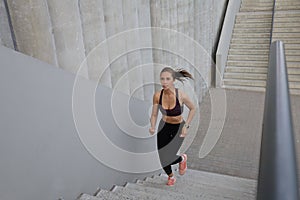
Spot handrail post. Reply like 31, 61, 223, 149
256, 41, 299, 200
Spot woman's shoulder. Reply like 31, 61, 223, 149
154, 89, 163, 96
177, 88, 187, 99
176, 88, 184, 95
153, 90, 162, 103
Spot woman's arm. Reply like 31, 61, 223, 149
180, 90, 196, 137
182, 91, 196, 126
149, 92, 159, 135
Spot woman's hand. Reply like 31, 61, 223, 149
149, 127, 156, 135
180, 127, 188, 138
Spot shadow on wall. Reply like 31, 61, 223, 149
0, 46, 160, 200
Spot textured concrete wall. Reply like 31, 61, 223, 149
103, 0, 131, 94
2, 0, 227, 101
5, 0, 57, 65
150, 0, 228, 101
136, 0, 155, 101
46, 0, 88, 78
0, 0, 14, 49
78, 0, 112, 87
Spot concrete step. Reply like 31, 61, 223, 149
242, 0, 274, 2
234, 22, 272, 28
289, 81, 300, 89
227, 60, 268, 67
272, 32, 300, 38
235, 17, 272, 23
287, 62, 300, 68
289, 74, 300, 82
232, 32, 271, 38
90, 168, 258, 200
77, 193, 105, 200
290, 88, 300, 95
130, 176, 255, 200
223, 79, 266, 87
228, 55, 269, 61
224, 72, 267, 80
284, 50, 300, 56
276, 1, 300, 3
274, 17, 300, 23
125, 182, 207, 199
276, 5, 300, 10
225, 67, 300, 75
222, 85, 266, 92
233, 27, 272, 33
98, 186, 161, 200
286, 56, 300, 62
273, 23, 300, 28
228, 49, 269, 55
274, 11, 300, 18
240, 7, 274, 12
272, 27, 300, 33
230, 43, 270, 49
148, 175, 255, 199
288, 67, 300, 74
283, 44, 300, 50
271, 39, 300, 45
159, 168, 257, 191
223, 77, 300, 88
223, 73, 300, 82
241, 2, 273, 7
96, 189, 141, 200
236, 12, 272, 19
231, 38, 270, 45
225, 66, 268, 73
235, 18, 272, 24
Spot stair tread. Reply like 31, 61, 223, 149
99, 187, 159, 200
77, 193, 105, 200
119, 184, 192, 200
222, 85, 266, 92
135, 176, 255, 199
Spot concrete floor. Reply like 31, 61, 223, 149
185, 89, 300, 181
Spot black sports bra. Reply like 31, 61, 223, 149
158, 88, 183, 116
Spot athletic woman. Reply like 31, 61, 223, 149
149, 67, 196, 186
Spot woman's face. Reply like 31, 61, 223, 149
160, 71, 175, 90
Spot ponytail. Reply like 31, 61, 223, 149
160, 67, 193, 84
174, 68, 194, 83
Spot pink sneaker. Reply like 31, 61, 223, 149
167, 176, 176, 186
179, 154, 187, 175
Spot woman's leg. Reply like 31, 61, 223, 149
157, 120, 185, 176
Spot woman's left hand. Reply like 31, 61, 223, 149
180, 127, 187, 138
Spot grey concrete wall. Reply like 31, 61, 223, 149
1, 0, 227, 102
0, 0, 14, 49
5, 0, 57, 65
78, 0, 112, 88
46, 0, 88, 78
150, 0, 228, 101
0, 45, 160, 200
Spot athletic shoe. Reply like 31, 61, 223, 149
179, 154, 187, 175
167, 176, 176, 186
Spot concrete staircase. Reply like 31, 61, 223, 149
223, 0, 300, 95
272, 0, 300, 94
77, 168, 257, 200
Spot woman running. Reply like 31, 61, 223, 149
149, 67, 196, 186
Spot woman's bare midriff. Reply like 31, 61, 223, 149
162, 115, 183, 124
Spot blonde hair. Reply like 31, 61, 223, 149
160, 67, 193, 83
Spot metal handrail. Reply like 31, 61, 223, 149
269, 0, 276, 45
256, 41, 299, 200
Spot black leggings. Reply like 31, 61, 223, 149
157, 119, 185, 175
